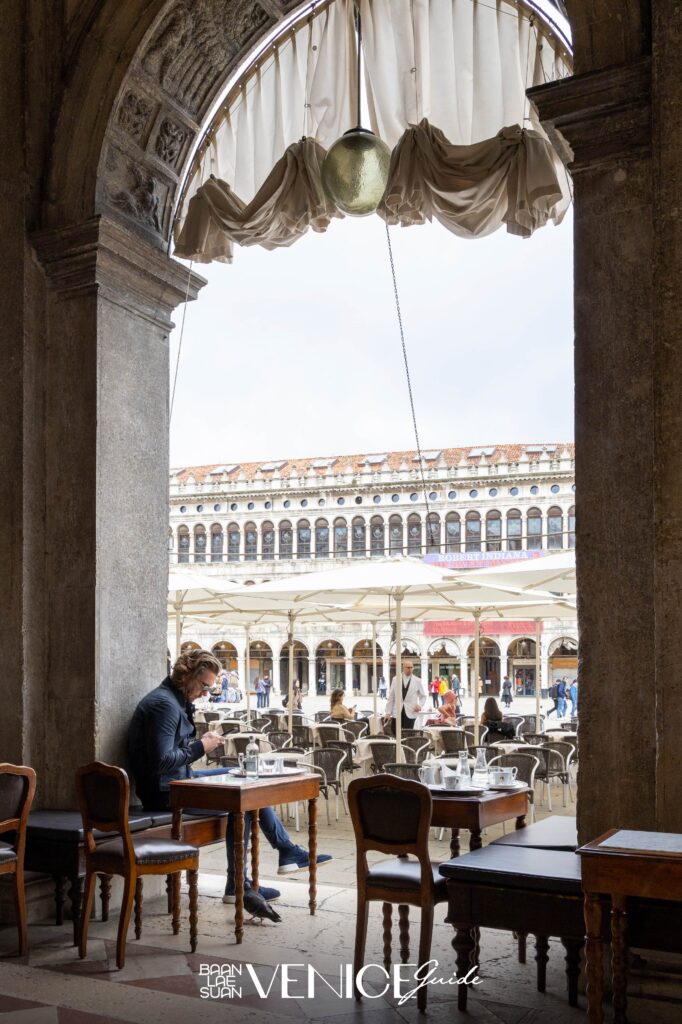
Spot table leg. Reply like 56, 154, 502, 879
308, 798, 317, 915
612, 893, 628, 1024
452, 924, 476, 1011
69, 876, 82, 947
100, 875, 112, 922
469, 828, 483, 851
584, 891, 604, 1024
234, 812, 245, 944
515, 813, 527, 830
535, 935, 549, 992
562, 938, 582, 1007
515, 932, 527, 963
449, 828, 460, 858
251, 813, 260, 894
171, 872, 181, 935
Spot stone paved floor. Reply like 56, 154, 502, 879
0, 784, 583, 1024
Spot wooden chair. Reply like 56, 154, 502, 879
0, 764, 36, 955
75, 761, 200, 970
348, 775, 448, 1011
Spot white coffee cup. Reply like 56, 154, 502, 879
490, 766, 518, 785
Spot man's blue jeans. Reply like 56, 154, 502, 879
192, 768, 297, 884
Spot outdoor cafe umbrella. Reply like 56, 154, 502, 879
453, 550, 576, 596
240, 559, 570, 750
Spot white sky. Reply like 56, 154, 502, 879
169, 207, 573, 467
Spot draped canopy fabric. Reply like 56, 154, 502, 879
173, 0, 572, 263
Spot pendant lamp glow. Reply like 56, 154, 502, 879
321, 127, 391, 216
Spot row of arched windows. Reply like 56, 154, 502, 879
173, 507, 576, 562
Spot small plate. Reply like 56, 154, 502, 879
489, 782, 524, 791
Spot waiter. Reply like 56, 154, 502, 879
383, 659, 427, 735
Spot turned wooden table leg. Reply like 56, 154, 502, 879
53, 875, 66, 926
515, 813, 527, 830
535, 935, 549, 992
398, 904, 410, 964
100, 875, 112, 922
134, 877, 143, 940
234, 812, 245, 944
188, 868, 198, 953
308, 797, 317, 916
382, 903, 392, 971
251, 812, 260, 894
584, 891, 605, 1024
516, 932, 527, 963
450, 828, 460, 858
452, 924, 476, 1011
69, 876, 82, 946
562, 938, 582, 1007
469, 828, 483, 851
171, 872, 181, 935
612, 893, 628, 1024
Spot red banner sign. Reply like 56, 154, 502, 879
423, 620, 543, 636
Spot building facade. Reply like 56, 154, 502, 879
169, 443, 578, 698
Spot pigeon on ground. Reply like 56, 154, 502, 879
243, 887, 282, 923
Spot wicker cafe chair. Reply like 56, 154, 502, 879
299, 748, 346, 824
384, 763, 422, 782
533, 746, 569, 811
203, 711, 222, 724
317, 723, 344, 747
0, 763, 37, 955
218, 720, 241, 735
343, 719, 368, 740
314, 710, 332, 722
401, 737, 431, 763
327, 741, 362, 786
543, 741, 576, 801
488, 752, 540, 823
439, 730, 470, 754
266, 730, 291, 751
517, 714, 545, 737
229, 734, 272, 757
291, 724, 314, 750
75, 762, 199, 970
370, 742, 416, 774
249, 717, 272, 733
348, 775, 448, 1012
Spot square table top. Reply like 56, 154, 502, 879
580, 828, 682, 858
169, 770, 320, 813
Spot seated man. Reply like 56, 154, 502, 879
127, 648, 331, 908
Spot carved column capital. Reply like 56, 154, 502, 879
31, 215, 206, 326
528, 58, 651, 172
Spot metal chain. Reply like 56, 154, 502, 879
384, 221, 432, 536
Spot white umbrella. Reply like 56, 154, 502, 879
452, 551, 576, 596
242, 560, 571, 750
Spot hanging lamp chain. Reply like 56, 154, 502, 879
384, 222, 432, 546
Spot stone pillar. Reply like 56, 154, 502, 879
344, 657, 353, 698
531, 60, 659, 841
360, 663, 368, 695
30, 217, 204, 806
420, 656, 429, 686
271, 656, 281, 695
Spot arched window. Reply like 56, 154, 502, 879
465, 511, 481, 552
445, 512, 460, 552
527, 508, 542, 550
352, 516, 366, 557
297, 519, 311, 558
244, 521, 257, 560
370, 515, 384, 556
389, 514, 403, 555
210, 523, 223, 562
177, 525, 189, 564
568, 505, 576, 549
194, 524, 206, 563
315, 518, 330, 558
279, 520, 293, 559
262, 521, 275, 559
407, 513, 421, 555
486, 510, 501, 552
426, 512, 440, 552
547, 506, 563, 549
334, 517, 348, 557
507, 508, 522, 551
228, 522, 241, 561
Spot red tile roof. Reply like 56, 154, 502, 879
171, 444, 574, 485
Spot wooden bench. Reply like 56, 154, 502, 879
439, 845, 601, 1011
491, 813, 577, 852
24, 809, 227, 944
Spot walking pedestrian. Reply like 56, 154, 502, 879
430, 676, 440, 709
546, 680, 559, 717
569, 678, 578, 717
556, 677, 568, 718
501, 675, 513, 708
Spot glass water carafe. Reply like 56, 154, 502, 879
456, 750, 471, 789
472, 748, 489, 788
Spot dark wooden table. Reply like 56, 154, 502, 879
429, 786, 530, 856
579, 828, 682, 1024
170, 770, 320, 944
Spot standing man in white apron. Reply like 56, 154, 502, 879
383, 659, 427, 735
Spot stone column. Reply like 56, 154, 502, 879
271, 655, 281, 696
531, 60, 660, 840
360, 663, 368, 695
30, 216, 204, 806
420, 656, 429, 687
344, 657, 353, 698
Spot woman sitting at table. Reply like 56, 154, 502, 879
480, 696, 515, 740
425, 689, 459, 726
329, 687, 356, 721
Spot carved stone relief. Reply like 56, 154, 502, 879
117, 91, 155, 144
104, 147, 170, 236
155, 118, 189, 168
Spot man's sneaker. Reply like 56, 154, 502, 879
278, 847, 333, 874
223, 880, 281, 904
